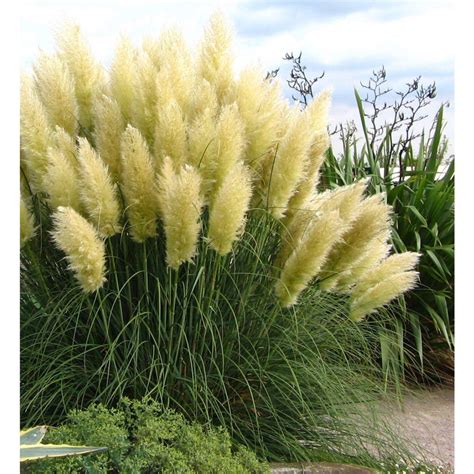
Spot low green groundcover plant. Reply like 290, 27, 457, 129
21, 14, 422, 465
23, 398, 269, 473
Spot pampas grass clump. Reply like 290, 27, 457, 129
20, 15, 421, 465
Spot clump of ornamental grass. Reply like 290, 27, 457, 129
20, 15, 421, 464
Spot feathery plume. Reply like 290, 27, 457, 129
306, 88, 332, 131
33, 52, 79, 136
154, 28, 194, 113
198, 12, 234, 103
56, 22, 106, 130
51, 206, 106, 292
77, 138, 122, 237
187, 107, 216, 171
154, 99, 187, 168
276, 210, 346, 307
315, 180, 368, 222
20, 74, 52, 191
109, 36, 136, 123
265, 109, 314, 219
120, 126, 160, 242
157, 158, 203, 269
52, 127, 77, 169
335, 241, 392, 291
188, 78, 218, 121
351, 252, 420, 299
236, 67, 284, 174
131, 52, 158, 142
349, 271, 419, 321
208, 162, 252, 255
93, 94, 125, 181
278, 181, 368, 270
43, 147, 82, 212
20, 198, 36, 247
210, 103, 245, 196
285, 130, 330, 218
320, 194, 391, 290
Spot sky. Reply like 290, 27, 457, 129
20, 0, 455, 150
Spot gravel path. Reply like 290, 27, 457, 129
387, 388, 454, 470
269, 388, 454, 474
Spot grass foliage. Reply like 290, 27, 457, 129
21, 203, 417, 465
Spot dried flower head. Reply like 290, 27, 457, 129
51, 206, 106, 292
77, 137, 122, 237
208, 162, 252, 255
120, 125, 160, 242
157, 158, 204, 269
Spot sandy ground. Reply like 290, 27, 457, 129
386, 388, 454, 470
269, 388, 454, 473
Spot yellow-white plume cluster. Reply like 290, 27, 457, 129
51, 206, 106, 292
20, 14, 419, 320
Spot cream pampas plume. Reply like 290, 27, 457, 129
236, 67, 283, 173
51, 206, 106, 292
265, 109, 314, 219
306, 88, 332, 131
43, 147, 82, 212
20, 198, 36, 247
210, 104, 245, 195
187, 107, 216, 171
56, 22, 106, 130
320, 194, 391, 291
93, 94, 125, 181
278, 181, 368, 270
199, 12, 234, 103
154, 99, 187, 167
20, 74, 52, 191
208, 162, 252, 255
120, 125, 160, 242
314, 179, 368, 222
276, 210, 346, 307
131, 52, 158, 142
33, 52, 79, 136
285, 90, 332, 216
285, 130, 330, 218
154, 28, 194, 113
52, 127, 77, 168
351, 252, 420, 299
110, 36, 136, 123
335, 241, 391, 292
350, 270, 419, 322
157, 158, 204, 269
77, 138, 122, 237
189, 78, 218, 121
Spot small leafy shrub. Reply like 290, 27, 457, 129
25, 398, 269, 473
